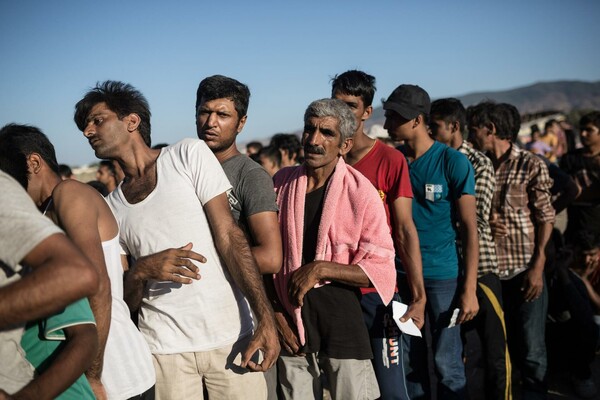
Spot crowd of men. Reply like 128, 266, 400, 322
1, 70, 599, 400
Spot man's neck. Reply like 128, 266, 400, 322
489, 140, 512, 170
449, 134, 464, 150
346, 130, 375, 166
214, 143, 241, 163
405, 130, 435, 160
119, 143, 161, 180
35, 172, 62, 207
586, 143, 600, 156
306, 159, 338, 193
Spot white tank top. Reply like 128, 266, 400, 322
101, 235, 155, 399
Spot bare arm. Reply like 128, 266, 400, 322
13, 324, 98, 400
0, 233, 98, 329
522, 222, 553, 301
246, 211, 283, 274
52, 182, 112, 384
288, 261, 369, 307
456, 194, 479, 324
392, 197, 426, 328
204, 193, 279, 371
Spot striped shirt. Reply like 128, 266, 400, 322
458, 141, 499, 277
491, 144, 555, 279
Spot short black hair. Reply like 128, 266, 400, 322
430, 98, 466, 134
74, 81, 152, 147
331, 70, 377, 108
0, 124, 59, 184
0, 137, 29, 189
58, 164, 73, 179
544, 119, 557, 131
466, 101, 513, 141
498, 103, 521, 141
269, 133, 302, 162
580, 111, 600, 130
99, 159, 116, 175
195, 75, 250, 119
258, 145, 282, 167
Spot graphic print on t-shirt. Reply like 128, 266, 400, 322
425, 184, 443, 202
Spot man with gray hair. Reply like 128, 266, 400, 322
271, 99, 396, 399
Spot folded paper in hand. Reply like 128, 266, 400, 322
392, 301, 423, 338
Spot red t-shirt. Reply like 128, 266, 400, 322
352, 140, 413, 294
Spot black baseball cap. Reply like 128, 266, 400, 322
383, 84, 431, 120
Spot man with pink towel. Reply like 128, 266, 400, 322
271, 98, 396, 400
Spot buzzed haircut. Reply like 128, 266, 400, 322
466, 101, 513, 141
430, 98, 467, 134
0, 124, 60, 179
74, 80, 152, 147
58, 164, 73, 179
331, 70, 377, 107
195, 75, 250, 119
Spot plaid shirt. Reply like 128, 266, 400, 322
458, 141, 499, 277
491, 144, 555, 279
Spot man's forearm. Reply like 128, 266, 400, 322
532, 222, 553, 270
316, 261, 371, 287
218, 226, 275, 322
123, 268, 144, 312
87, 282, 111, 379
395, 225, 426, 302
461, 223, 479, 290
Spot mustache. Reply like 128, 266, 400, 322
304, 144, 325, 155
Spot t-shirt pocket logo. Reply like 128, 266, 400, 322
425, 184, 443, 202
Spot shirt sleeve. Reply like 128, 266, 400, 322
389, 150, 413, 200
239, 166, 279, 217
472, 155, 496, 233
0, 173, 63, 271
447, 149, 476, 199
180, 139, 232, 205
43, 298, 96, 341
528, 157, 555, 225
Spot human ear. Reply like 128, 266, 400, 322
126, 113, 141, 132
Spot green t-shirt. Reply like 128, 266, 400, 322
21, 298, 96, 400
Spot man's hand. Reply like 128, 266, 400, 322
240, 320, 280, 372
274, 310, 303, 355
134, 242, 204, 283
399, 299, 426, 329
522, 266, 544, 302
457, 287, 479, 324
288, 261, 322, 307
489, 213, 508, 238
87, 378, 107, 400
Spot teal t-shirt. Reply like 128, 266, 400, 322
407, 141, 475, 279
21, 298, 96, 400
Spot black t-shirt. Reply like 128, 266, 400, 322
299, 184, 372, 359
560, 150, 600, 240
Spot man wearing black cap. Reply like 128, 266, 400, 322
383, 84, 479, 399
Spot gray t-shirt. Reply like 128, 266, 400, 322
222, 154, 278, 243
0, 171, 63, 393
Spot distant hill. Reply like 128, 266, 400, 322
367, 80, 600, 129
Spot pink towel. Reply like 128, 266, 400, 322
273, 157, 396, 345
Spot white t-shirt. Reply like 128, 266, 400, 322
101, 235, 155, 399
107, 139, 253, 354
0, 172, 62, 394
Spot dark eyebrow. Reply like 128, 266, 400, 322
321, 128, 335, 136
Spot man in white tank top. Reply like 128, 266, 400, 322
0, 124, 155, 399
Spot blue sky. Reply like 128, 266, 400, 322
1, 0, 599, 166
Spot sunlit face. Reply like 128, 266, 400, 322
384, 110, 413, 142
469, 125, 492, 152
580, 123, 600, 149
196, 97, 246, 154
429, 118, 454, 145
302, 116, 350, 170
332, 92, 370, 134
82, 102, 129, 159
